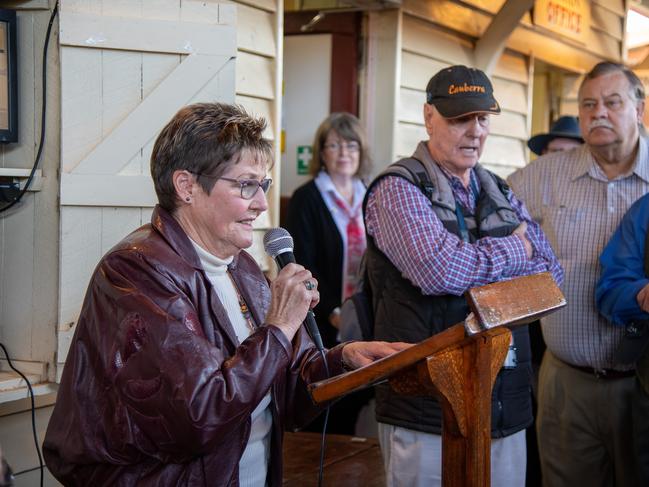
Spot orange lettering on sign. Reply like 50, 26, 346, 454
546, 1, 582, 35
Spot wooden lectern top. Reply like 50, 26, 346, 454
464, 271, 565, 334
308, 272, 565, 405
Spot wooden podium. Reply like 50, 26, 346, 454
308, 272, 565, 487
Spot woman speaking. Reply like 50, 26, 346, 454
43, 103, 406, 486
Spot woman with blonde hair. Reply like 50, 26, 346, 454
286, 112, 373, 434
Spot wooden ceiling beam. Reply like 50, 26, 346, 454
474, 0, 534, 75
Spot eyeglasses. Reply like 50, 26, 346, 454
219, 177, 272, 199
323, 141, 360, 153
192, 171, 272, 200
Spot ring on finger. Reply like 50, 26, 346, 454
304, 280, 315, 291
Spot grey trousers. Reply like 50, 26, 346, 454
537, 351, 638, 487
632, 378, 649, 485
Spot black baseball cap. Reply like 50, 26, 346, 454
426, 65, 501, 118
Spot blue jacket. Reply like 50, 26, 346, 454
596, 193, 649, 325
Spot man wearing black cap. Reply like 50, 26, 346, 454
363, 65, 563, 486
527, 115, 584, 156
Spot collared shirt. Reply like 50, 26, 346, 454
314, 171, 367, 301
437, 162, 480, 210
365, 141, 563, 297
508, 137, 649, 370
314, 171, 366, 241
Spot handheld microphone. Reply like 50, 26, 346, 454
263, 228, 325, 352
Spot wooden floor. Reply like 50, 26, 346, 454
283, 432, 385, 486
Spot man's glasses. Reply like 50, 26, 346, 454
323, 141, 360, 153
191, 172, 272, 200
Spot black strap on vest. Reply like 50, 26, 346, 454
452, 176, 480, 243
391, 157, 435, 200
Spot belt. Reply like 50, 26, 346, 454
569, 363, 635, 380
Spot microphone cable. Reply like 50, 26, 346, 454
262, 227, 332, 485
316, 351, 330, 487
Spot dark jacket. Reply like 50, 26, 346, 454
366, 148, 533, 438
43, 205, 344, 486
286, 180, 344, 348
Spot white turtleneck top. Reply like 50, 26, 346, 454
190, 239, 272, 487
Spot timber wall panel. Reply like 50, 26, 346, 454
402, 15, 473, 64
0, 6, 59, 375
432, 0, 622, 44
482, 135, 527, 169
397, 13, 530, 175
236, 51, 276, 100
224, 0, 281, 256
492, 78, 528, 115
559, 73, 583, 117
230, 2, 276, 57
401, 0, 622, 72
360, 9, 401, 173
593, 0, 624, 17
235, 94, 276, 140
591, 3, 623, 40
56, 0, 281, 374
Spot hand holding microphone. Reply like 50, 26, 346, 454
264, 228, 325, 351
264, 263, 319, 341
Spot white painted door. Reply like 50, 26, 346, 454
56, 0, 237, 376
281, 34, 331, 197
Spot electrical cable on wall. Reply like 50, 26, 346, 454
0, 343, 43, 487
0, 4, 60, 486
0, 0, 59, 214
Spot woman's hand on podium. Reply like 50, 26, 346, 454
341, 341, 412, 370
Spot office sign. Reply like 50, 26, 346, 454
534, 0, 590, 44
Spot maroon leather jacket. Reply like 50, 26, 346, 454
43, 206, 345, 486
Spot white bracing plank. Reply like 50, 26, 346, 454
66, 54, 235, 176
59, 11, 236, 56
59, 207, 103, 327
61, 174, 157, 206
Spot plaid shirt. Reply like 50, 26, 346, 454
365, 142, 563, 297
508, 137, 649, 369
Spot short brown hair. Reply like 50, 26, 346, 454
151, 103, 273, 211
309, 112, 372, 180
579, 62, 645, 103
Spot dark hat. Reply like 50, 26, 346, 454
527, 116, 584, 155
426, 65, 501, 118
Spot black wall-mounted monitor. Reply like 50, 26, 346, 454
0, 9, 17, 143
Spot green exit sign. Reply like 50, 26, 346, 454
297, 145, 312, 175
